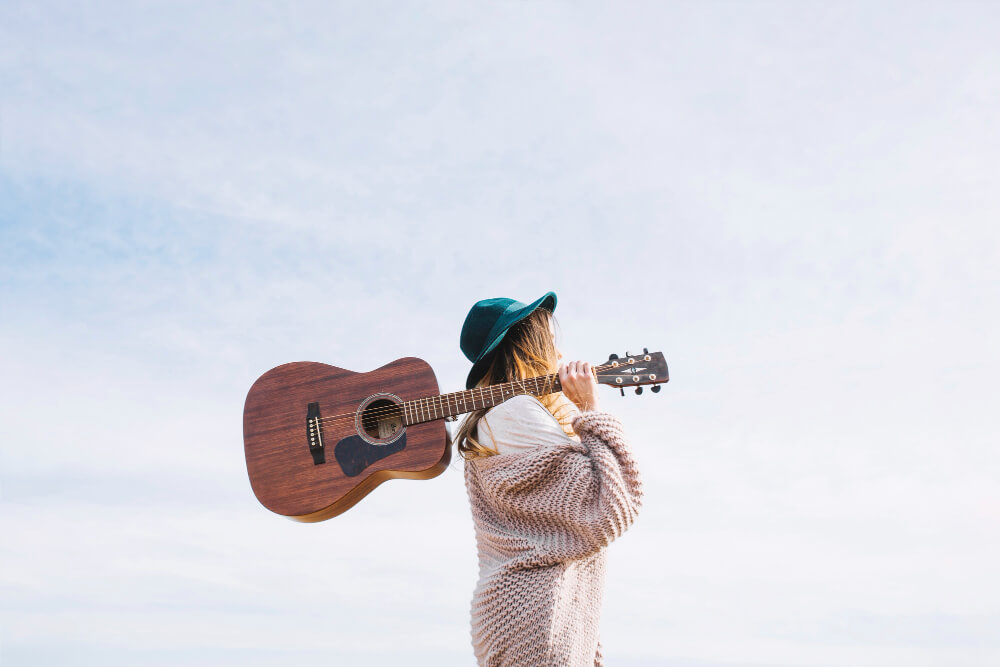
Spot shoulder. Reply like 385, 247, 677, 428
480, 395, 575, 455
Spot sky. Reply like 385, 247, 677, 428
1, 1, 999, 665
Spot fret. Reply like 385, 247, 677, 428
398, 371, 569, 426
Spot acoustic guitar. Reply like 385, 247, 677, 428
243, 349, 668, 521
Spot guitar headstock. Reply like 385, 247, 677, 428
595, 348, 669, 395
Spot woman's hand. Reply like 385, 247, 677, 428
559, 360, 600, 413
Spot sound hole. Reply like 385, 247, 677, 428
360, 398, 404, 443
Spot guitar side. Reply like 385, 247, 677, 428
242, 357, 451, 522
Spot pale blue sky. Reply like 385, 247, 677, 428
2, 2, 999, 665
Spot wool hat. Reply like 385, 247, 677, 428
460, 291, 557, 389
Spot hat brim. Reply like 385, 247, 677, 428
464, 291, 557, 390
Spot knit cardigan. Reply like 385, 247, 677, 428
464, 409, 644, 666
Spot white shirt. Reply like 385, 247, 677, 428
477, 394, 581, 456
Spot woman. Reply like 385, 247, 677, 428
457, 291, 644, 667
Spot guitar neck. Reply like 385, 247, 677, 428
401, 373, 562, 426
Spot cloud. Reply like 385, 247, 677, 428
2, 2, 999, 665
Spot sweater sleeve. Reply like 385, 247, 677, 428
477, 407, 644, 563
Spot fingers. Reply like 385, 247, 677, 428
558, 360, 594, 382
559, 360, 599, 412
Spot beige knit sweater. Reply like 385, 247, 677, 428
464, 407, 644, 666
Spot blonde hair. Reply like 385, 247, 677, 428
456, 309, 575, 460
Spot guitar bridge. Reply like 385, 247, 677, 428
306, 402, 325, 465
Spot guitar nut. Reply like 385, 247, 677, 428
615, 377, 623, 384
644, 355, 651, 361
649, 374, 657, 380
633, 375, 640, 382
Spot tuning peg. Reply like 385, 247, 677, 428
651, 384, 661, 393
619, 387, 625, 397
643, 347, 648, 354
635, 386, 643, 395
609, 353, 619, 361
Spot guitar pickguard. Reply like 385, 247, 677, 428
333, 433, 407, 477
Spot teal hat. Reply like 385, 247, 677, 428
461, 291, 557, 389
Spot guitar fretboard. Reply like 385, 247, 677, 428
401, 373, 562, 426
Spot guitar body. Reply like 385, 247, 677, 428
243, 357, 451, 522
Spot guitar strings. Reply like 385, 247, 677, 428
317, 374, 565, 430
315, 363, 610, 428
309, 358, 651, 430
313, 359, 645, 429
315, 374, 566, 428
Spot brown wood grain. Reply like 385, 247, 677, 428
243, 357, 451, 521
